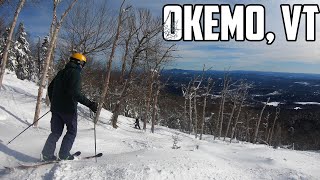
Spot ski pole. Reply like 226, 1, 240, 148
94, 121, 97, 162
92, 110, 98, 163
7, 110, 51, 145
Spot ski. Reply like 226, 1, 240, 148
4, 151, 102, 171
82, 153, 103, 159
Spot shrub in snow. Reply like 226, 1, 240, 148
172, 133, 181, 149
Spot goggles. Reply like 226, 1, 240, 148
70, 58, 86, 68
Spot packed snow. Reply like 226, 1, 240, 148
0, 72, 320, 180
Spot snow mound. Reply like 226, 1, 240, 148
0, 113, 7, 121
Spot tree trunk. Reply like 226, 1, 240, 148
215, 94, 223, 139
264, 113, 270, 143
246, 117, 250, 142
45, 56, 54, 106
188, 95, 193, 134
200, 93, 207, 140
230, 94, 245, 143
183, 97, 187, 132
110, 50, 139, 126
120, 39, 129, 83
0, 0, 26, 88
151, 82, 160, 133
33, 0, 79, 127
253, 98, 270, 143
194, 91, 198, 138
45, 1, 58, 106
224, 101, 237, 141
274, 123, 282, 148
269, 107, 280, 145
94, 1, 125, 127
33, 27, 60, 126
110, 81, 128, 127
143, 72, 154, 130
218, 91, 226, 139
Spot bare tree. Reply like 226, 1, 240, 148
263, 112, 271, 143
182, 82, 191, 133
110, 10, 170, 128
142, 37, 175, 130
200, 78, 214, 140
151, 73, 160, 133
93, 0, 128, 125
188, 84, 193, 134
61, 0, 113, 55
253, 97, 270, 143
143, 70, 155, 129
33, 0, 79, 126
230, 82, 249, 143
183, 76, 200, 135
151, 72, 171, 133
215, 70, 231, 139
268, 106, 280, 145
0, 0, 26, 88
244, 112, 254, 142
192, 69, 207, 138
184, 77, 199, 134
224, 87, 240, 141
119, 11, 135, 83
193, 84, 198, 138
45, 0, 59, 106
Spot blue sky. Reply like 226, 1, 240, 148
2, 0, 320, 74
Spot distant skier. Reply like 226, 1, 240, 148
134, 118, 141, 129
42, 53, 98, 161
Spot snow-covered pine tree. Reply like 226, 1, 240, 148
0, 29, 6, 65
14, 22, 33, 80
38, 35, 49, 81
0, 28, 16, 72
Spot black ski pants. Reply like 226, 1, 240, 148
42, 111, 77, 159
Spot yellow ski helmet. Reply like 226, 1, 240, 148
70, 53, 86, 62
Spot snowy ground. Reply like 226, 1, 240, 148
0, 72, 320, 180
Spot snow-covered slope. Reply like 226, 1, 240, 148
0, 72, 320, 180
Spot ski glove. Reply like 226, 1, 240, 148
89, 101, 98, 113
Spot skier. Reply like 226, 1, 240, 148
134, 118, 141, 129
41, 53, 98, 161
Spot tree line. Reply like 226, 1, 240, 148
0, 0, 176, 133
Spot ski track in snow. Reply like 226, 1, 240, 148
0, 72, 320, 180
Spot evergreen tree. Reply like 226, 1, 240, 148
0, 29, 6, 64
0, 28, 16, 72
39, 35, 49, 80
14, 22, 34, 80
